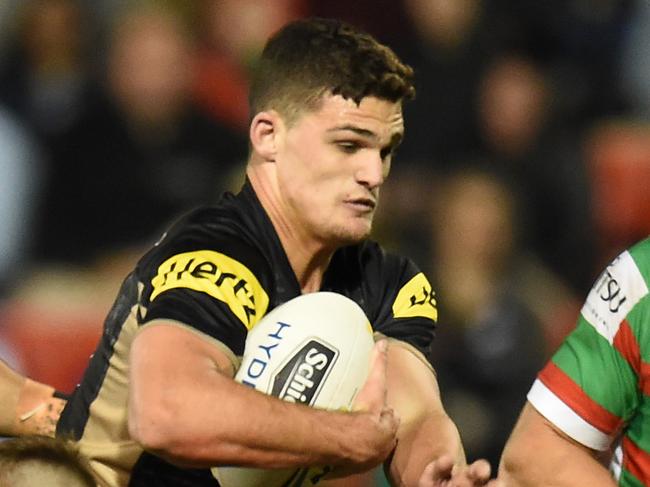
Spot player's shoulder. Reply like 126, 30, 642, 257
628, 237, 650, 285
580, 237, 650, 339
353, 240, 437, 322
144, 204, 252, 254
598, 238, 650, 302
136, 202, 273, 293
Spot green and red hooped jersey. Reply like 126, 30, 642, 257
528, 237, 650, 487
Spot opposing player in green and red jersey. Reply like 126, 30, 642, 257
499, 237, 650, 486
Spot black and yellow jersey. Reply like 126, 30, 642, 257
57, 180, 438, 487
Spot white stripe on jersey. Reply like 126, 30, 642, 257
610, 440, 623, 482
580, 250, 648, 344
527, 379, 611, 451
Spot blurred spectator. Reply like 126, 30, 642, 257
193, 0, 305, 132
29, 3, 248, 267
307, 0, 409, 48
0, 0, 92, 140
484, 0, 634, 124
425, 167, 579, 469
477, 54, 548, 159
0, 108, 41, 295
471, 53, 596, 294
584, 120, 650, 267
393, 0, 489, 171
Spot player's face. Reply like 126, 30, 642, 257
276, 94, 404, 245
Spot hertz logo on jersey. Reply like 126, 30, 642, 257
150, 250, 269, 329
392, 272, 438, 322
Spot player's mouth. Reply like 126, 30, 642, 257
345, 197, 376, 213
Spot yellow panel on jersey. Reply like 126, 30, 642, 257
392, 272, 438, 322
151, 250, 269, 330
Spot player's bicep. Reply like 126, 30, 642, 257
131, 320, 238, 380
128, 321, 238, 442
509, 401, 599, 457
385, 339, 443, 421
500, 402, 612, 486
143, 288, 251, 355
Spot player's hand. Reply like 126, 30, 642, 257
418, 455, 502, 487
335, 340, 399, 475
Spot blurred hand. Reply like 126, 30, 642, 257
15, 379, 66, 437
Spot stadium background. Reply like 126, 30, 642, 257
1, 0, 649, 485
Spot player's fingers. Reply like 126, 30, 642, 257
482, 477, 506, 487
431, 454, 455, 479
369, 339, 388, 383
417, 461, 436, 487
467, 459, 492, 481
379, 406, 400, 435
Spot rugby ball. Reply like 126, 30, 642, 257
212, 292, 374, 487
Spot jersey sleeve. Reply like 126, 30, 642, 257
528, 245, 650, 451
136, 232, 272, 357
367, 249, 437, 362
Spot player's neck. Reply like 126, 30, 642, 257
247, 166, 334, 293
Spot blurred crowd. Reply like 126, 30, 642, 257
1, 0, 650, 485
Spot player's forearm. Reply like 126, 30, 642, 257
387, 411, 465, 487
381, 343, 468, 487
129, 368, 388, 470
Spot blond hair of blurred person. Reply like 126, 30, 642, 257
0, 436, 94, 487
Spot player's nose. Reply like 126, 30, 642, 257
355, 152, 385, 189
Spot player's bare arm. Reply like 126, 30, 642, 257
382, 342, 498, 487
498, 402, 616, 487
0, 359, 66, 438
128, 321, 397, 471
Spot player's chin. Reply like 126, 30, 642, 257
335, 220, 373, 244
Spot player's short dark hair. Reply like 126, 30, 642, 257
249, 17, 415, 125
0, 436, 95, 486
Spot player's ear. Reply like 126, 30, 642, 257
249, 110, 284, 162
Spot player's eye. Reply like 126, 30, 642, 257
380, 145, 398, 162
337, 141, 361, 153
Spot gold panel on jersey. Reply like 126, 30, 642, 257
392, 272, 438, 322
151, 250, 269, 329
